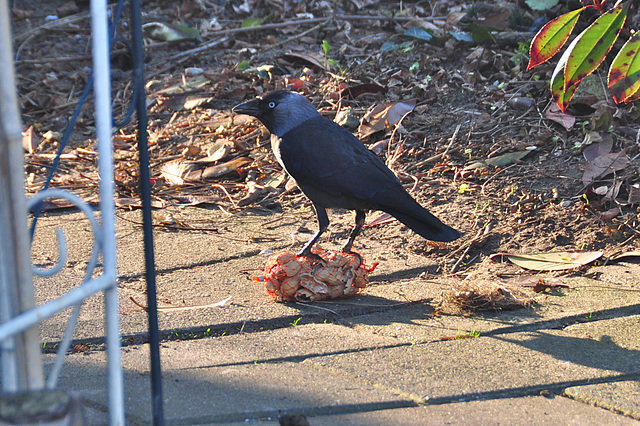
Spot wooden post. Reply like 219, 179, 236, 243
0, 0, 45, 391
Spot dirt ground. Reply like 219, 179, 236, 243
12, 0, 640, 294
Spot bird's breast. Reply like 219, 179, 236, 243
270, 134, 286, 171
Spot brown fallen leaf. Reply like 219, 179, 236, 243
544, 103, 575, 130
22, 125, 41, 153
608, 251, 640, 261
583, 137, 613, 162
501, 276, 573, 293
358, 98, 416, 138
340, 83, 386, 99
582, 149, 629, 186
490, 251, 603, 271
598, 206, 621, 221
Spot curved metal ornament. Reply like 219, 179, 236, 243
26, 189, 102, 281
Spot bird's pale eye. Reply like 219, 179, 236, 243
268, 101, 276, 109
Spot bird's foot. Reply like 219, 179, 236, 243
296, 247, 325, 264
341, 245, 363, 268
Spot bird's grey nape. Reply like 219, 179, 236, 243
269, 92, 320, 137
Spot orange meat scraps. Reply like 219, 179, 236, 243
254, 247, 378, 302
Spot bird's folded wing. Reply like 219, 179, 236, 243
278, 116, 400, 202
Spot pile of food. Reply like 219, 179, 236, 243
255, 248, 378, 302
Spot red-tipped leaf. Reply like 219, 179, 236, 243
564, 2, 629, 93
550, 38, 581, 112
527, 8, 584, 70
608, 30, 640, 103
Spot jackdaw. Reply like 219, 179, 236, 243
233, 90, 460, 258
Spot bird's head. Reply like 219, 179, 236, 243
232, 90, 319, 137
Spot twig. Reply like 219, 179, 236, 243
480, 163, 520, 196
295, 301, 339, 315
264, 18, 332, 51
212, 184, 238, 209
450, 223, 493, 273
130, 295, 232, 311
406, 123, 461, 172
167, 36, 229, 62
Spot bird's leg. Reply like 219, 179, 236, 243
297, 203, 329, 262
342, 210, 365, 267
342, 210, 365, 253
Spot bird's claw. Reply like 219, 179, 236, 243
296, 247, 325, 264
341, 246, 363, 268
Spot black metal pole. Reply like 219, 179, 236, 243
130, 0, 165, 424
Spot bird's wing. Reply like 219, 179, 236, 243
277, 116, 401, 202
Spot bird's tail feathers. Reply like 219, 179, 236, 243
383, 205, 460, 242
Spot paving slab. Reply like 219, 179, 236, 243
296, 396, 638, 425
48, 325, 413, 424
566, 381, 640, 420
25, 207, 640, 424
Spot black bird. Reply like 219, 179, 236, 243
233, 91, 460, 258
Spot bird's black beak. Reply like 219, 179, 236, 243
232, 98, 260, 117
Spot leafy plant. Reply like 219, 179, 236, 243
454, 328, 481, 339
511, 41, 531, 67
527, 0, 640, 112
322, 39, 344, 74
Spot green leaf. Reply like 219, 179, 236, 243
608, 30, 640, 103
380, 41, 397, 51
525, 0, 560, 11
404, 27, 432, 42
564, 2, 629, 93
322, 39, 331, 55
449, 31, 474, 42
463, 150, 530, 171
468, 23, 496, 44
142, 22, 202, 43
241, 14, 273, 28
505, 251, 603, 271
380, 41, 413, 52
527, 8, 583, 70
550, 60, 579, 112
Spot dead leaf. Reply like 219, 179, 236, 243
369, 139, 390, 155
340, 83, 386, 99
491, 251, 603, 271
116, 198, 166, 209
608, 251, 640, 261
181, 145, 201, 157
282, 53, 326, 70
169, 195, 222, 206
583, 137, 613, 162
358, 99, 416, 138
544, 103, 575, 130
578, 130, 603, 149
463, 150, 530, 170
628, 184, 640, 205
73, 344, 90, 353
198, 157, 251, 180
206, 139, 233, 161
56, 1, 79, 18
598, 207, 621, 221
12, 8, 35, 19
503, 276, 572, 292
582, 150, 629, 186
22, 126, 41, 153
